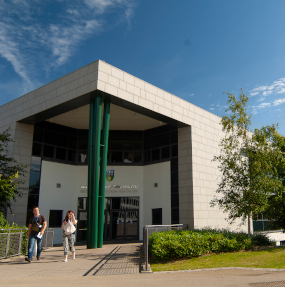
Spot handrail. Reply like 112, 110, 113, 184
142, 224, 186, 272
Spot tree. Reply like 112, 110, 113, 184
210, 90, 285, 234
0, 129, 27, 213
253, 125, 285, 229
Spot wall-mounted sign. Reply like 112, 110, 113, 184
106, 170, 114, 182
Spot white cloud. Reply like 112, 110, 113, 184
273, 98, 285, 106
209, 108, 214, 110
0, 0, 136, 92
249, 78, 285, 99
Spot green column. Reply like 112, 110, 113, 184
87, 97, 102, 249
98, 100, 110, 248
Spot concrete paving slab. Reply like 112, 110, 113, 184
1, 243, 285, 287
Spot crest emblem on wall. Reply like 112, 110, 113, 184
106, 169, 114, 182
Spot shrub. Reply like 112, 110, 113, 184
0, 212, 28, 256
148, 228, 263, 263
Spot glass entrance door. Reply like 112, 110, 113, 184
110, 209, 139, 240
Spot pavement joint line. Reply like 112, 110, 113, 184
83, 246, 120, 276
153, 267, 285, 274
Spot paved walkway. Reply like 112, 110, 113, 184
1, 243, 285, 286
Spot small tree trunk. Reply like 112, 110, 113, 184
247, 214, 251, 236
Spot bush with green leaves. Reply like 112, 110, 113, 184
148, 228, 273, 263
0, 212, 28, 257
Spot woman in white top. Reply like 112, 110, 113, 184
61, 210, 77, 262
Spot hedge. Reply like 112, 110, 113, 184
148, 228, 275, 263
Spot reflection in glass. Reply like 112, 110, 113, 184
30, 157, 41, 172
29, 171, 41, 187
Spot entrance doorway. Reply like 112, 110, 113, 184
110, 209, 139, 240
77, 197, 139, 242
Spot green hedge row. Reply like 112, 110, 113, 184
148, 228, 275, 263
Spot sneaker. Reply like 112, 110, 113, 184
72, 256, 75, 260
63, 258, 67, 262
37, 257, 40, 261
25, 258, 31, 263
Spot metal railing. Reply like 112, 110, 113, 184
0, 228, 28, 259
0, 228, 54, 259
42, 228, 54, 249
141, 224, 187, 272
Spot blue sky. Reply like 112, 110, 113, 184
1, 0, 285, 134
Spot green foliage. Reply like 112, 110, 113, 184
0, 212, 28, 256
0, 129, 28, 212
211, 90, 285, 233
251, 233, 275, 246
148, 229, 260, 263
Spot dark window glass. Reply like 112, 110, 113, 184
171, 193, 179, 208
152, 208, 162, 225
45, 130, 67, 147
49, 210, 63, 228
145, 150, 150, 162
171, 172, 178, 186
161, 147, 170, 159
160, 133, 170, 146
45, 122, 68, 134
78, 138, 88, 150
124, 131, 133, 138
68, 150, 76, 162
26, 210, 33, 226
28, 187, 39, 196
29, 171, 41, 187
111, 152, 122, 163
78, 152, 87, 163
133, 139, 143, 150
171, 208, 179, 224
43, 145, 54, 158
171, 186, 179, 193
33, 127, 44, 142
152, 149, 160, 161
171, 145, 178, 157
78, 129, 88, 137
171, 158, 178, 172
109, 130, 123, 138
27, 194, 39, 210
112, 139, 123, 150
133, 131, 143, 139
145, 137, 151, 149
69, 127, 77, 136
152, 135, 161, 148
56, 147, 66, 160
124, 152, 133, 163
68, 137, 77, 149
171, 131, 178, 144
32, 143, 41, 156
134, 152, 142, 163
123, 140, 133, 150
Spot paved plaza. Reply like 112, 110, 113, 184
1, 243, 285, 286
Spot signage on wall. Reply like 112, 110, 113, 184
106, 170, 114, 182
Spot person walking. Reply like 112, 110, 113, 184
61, 210, 77, 262
25, 206, 47, 263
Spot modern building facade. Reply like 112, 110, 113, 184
0, 60, 249, 244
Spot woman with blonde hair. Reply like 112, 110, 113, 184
61, 210, 77, 262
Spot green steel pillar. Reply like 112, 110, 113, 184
97, 100, 110, 248
87, 97, 102, 249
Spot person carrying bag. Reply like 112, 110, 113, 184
61, 210, 77, 262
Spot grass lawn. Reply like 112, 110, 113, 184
150, 246, 285, 272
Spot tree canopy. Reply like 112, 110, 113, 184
210, 90, 285, 233
0, 129, 27, 212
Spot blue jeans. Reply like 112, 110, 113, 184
28, 235, 43, 259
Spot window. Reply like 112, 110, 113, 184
152, 208, 162, 225
49, 210, 63, 228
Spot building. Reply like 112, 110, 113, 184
0, 60, 248, 244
